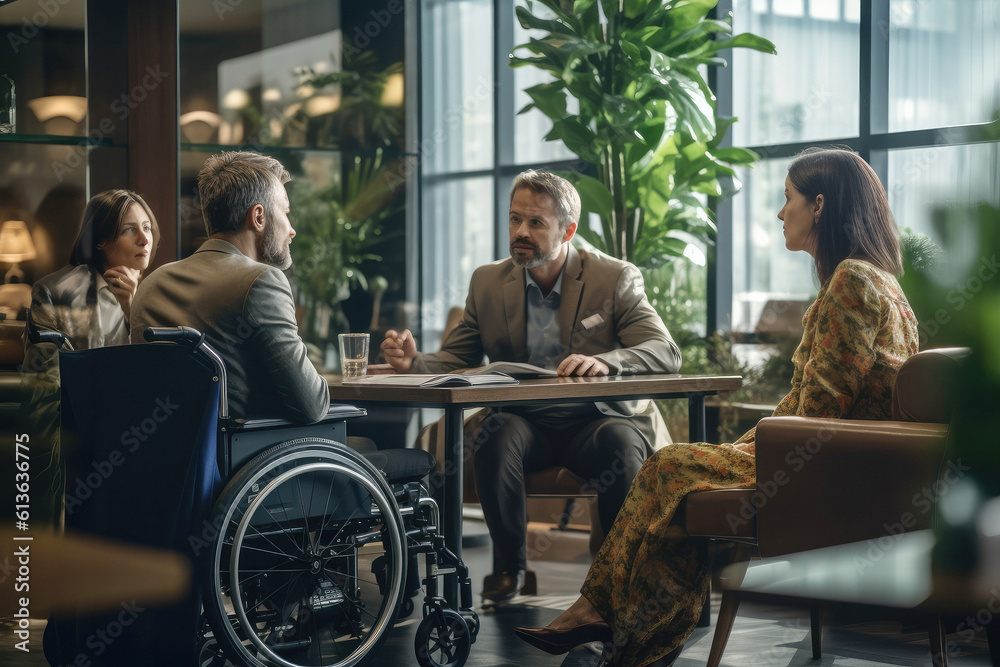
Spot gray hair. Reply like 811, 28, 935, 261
509, 170, 581, 230
197, 151, 291, 236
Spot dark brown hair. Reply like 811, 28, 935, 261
69, 189, 160, 271
788, 148, 902, 285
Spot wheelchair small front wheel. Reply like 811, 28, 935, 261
414, 609, 471, 667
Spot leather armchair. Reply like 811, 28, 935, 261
684, 347, 966, 666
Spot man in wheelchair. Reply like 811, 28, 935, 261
130, 150, 329, 424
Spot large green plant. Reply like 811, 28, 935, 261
511, 0, 775, 267
290, 150, 403, 348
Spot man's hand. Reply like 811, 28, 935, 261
381, 329, 416, 372
557, 354, 610, 377
103, 265, 141, 320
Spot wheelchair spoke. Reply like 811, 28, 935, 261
315, 493, 374, 552
241, 569, 307, 616
313, 470, 339, 556
235, 541, 308, 563
237, 561, 306, 591
242, 519, 307, 563
294, 471, 316, 555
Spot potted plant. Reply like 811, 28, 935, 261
510, 0, 775, 267
289, 150, 402, 365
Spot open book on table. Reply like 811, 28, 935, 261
344, 361, 556, 387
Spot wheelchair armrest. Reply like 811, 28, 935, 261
754, 416, 949, 558
143, 326, 204, 345
233, 403, 367, 431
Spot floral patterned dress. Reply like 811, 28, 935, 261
580, 259, 920, 666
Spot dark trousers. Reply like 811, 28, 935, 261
472, 408, 647, 574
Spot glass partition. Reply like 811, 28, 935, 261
0, 0, 90, 284
179, 0, 410, 369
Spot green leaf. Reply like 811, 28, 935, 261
620, 38, 643, 61
624, 0, 651, 19
727, 32, 778, 55
711, 146, 759, 164
658, 19, 732, 54
666, 0, 719, 31
667, 73, 716, 142
570, 173, 615, 220
524, 82, 568, 120
515, 5, 578, 36
550, 117, 600, 162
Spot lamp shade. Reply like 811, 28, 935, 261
0, 220, 37, 262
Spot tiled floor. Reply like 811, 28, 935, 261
3, 517, 995, 666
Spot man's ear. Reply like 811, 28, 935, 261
562, 221, 578, 244
246, 203, 266, 234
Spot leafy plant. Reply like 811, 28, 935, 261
289, 150, 403, 348
510, 0, 775, 267
291, 51, 404, 151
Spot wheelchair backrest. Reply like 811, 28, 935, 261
59, 342, 221, 550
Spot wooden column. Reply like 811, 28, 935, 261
127, 0, 179, 267
87, 0, 179, 266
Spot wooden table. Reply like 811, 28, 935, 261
328, 373, 742, 602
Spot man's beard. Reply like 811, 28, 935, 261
510, 239, 557, 269
259, 218, 292, 270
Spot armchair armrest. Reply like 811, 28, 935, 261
754, 416, 950, 558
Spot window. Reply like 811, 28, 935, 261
721, 0, 1000, 336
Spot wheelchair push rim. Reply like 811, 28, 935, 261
204, 440, 406, 667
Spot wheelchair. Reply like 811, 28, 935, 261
39, 326, 479, 667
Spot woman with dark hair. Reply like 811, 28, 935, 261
27, 189, 159, 351
515, 148, 919, 667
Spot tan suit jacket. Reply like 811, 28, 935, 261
413, 244, 680, 451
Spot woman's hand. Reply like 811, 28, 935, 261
103, 265, 142, 320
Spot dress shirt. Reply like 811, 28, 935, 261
524, 268, 564, 369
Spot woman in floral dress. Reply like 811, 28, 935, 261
515, 148, 921, 667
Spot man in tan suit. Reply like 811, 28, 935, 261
382, 170, 680, 604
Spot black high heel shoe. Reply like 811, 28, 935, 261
513, 621, 612, 655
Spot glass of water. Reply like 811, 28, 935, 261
338, 333, 369, 380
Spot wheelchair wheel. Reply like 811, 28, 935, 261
414, 609, 471, 667
204, 439, 406, 667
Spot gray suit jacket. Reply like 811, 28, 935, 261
413, 244, 681, 450
130, 239, 329, 423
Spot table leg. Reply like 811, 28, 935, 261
689, 393, 707, 443
443, 405, 464, 606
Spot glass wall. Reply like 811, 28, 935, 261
178, 0, 410, 369
418, 0, 586, 352
724, 0, 1000, 337
0, 0, 90, 284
